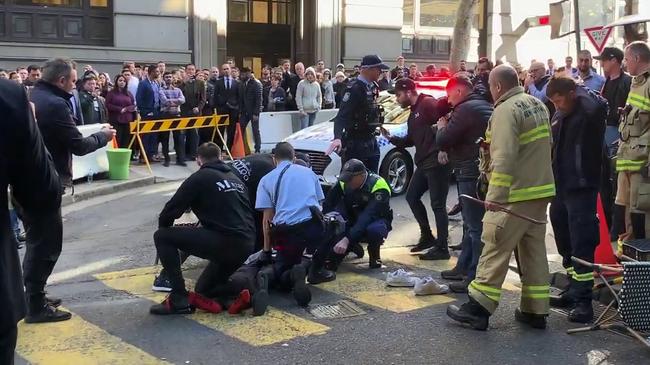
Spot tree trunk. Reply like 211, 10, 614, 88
449, 0, 481, 73
624, 0, 648, 45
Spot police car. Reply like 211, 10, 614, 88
285, 78, 448, 195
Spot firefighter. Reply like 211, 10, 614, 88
447, 65, 555, 331
615, 41, 650, 241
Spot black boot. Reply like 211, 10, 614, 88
368, 244, 382, 269
25, 295, 71, 323
349, 242, 365, 259
410, 233, 436, 253
308, 264, 336, 285
290, 265, 311, 307
449, 279, 470, 293
514, 308, 547, 329
568, 301, 594, 323
149, 291, 194, 315
252, 268, 272, 316
446, 297, 490, 331
441, 266, 467, 281
549, 292, 575, 309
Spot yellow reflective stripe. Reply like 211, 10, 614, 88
522, 285, 550, 291
485, 130, 492, 143
508, 183, 556, 202
371, 177, 391, 195
519, 124, 551, 144
522, 293, 550, 299
627, 92, 650, 112
572, 272, 594, 282
470, 281, 501, 302
489, 172, 513, 187
339, 181, 345, 190
566, 267, 575, 275
616, 159, 646, 171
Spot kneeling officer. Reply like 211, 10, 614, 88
324, 159, 393, 268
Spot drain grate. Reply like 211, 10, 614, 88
309, 300, 366, 319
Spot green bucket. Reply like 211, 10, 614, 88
106, 148, 132, 180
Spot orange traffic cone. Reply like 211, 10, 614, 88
231, 123, 246, 159
595, 193, 618, 265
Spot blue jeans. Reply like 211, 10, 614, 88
300, 112, 317, 129
604, 125, 620, 158
455, 179, 485, 280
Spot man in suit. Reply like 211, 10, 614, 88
136, 64, 161, 161
1, 79, 62, 363
213, 63, 240, 150
239, 67, 263, 153
180, 64, 207, 160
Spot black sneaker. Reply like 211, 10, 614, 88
568, 302, 593, 323
152, 275, 172, 292
449, 279, 470, 293
410, 235, 436, 253
290, 265, 311, 307
446, 300, 489, 331
308, 267, 336, 285
349, 242, 365, 259
441, 267, 466, 281
25, 304, 72, 323
149, 293, 194, 315
419, 247, 451, 261
514, 308, 547, 329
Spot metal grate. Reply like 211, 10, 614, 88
309, 300, 366, 319
296, 150, 332, 176
552, 303, 650, 339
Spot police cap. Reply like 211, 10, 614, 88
338, 159, 367, 183
360, 55, 390, 70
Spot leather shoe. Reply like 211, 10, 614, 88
419, 247, 451, 261
449, 280, 469, 293
308, 267, 336, 285
46, 296, 62, 308
441, 267, 466, 281
25, 304, 72, 323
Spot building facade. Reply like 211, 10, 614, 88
0, 0, 646, 75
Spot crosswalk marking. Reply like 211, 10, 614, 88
17, 310, 169, 365
317, 269, 455, 313
95, 267, 330, 346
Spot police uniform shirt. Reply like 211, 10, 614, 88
256, 160, 325, 225
333, 75, 375, 140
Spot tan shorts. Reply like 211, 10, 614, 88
615, 171, 641, 211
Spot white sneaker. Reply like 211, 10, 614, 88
414, 277, 449, 295
386, 268, 417, 287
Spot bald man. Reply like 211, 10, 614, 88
447, 65, 555, 331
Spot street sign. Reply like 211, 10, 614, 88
584, 26, 613, 53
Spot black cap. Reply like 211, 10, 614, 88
388, 78, 417, 94
338, 159, 367, 183
594, 47, 624, 63
360, 55, 390, 70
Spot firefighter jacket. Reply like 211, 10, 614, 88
482, 86, 556, 204
617, 68, 650, 172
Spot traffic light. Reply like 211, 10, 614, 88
528, 15, 551, 27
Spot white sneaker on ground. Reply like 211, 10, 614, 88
386, 268, 417, 287
414, 277, 449, 295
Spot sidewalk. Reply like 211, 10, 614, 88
62, 161, 198, 207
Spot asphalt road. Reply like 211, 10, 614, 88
13, 182, 648, 365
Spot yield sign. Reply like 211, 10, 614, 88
584, 26, 613, 53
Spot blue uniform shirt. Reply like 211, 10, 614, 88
256, 160, 325, 225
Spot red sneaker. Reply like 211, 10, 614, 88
228, 289, 252, 314
188, 292, 223, 314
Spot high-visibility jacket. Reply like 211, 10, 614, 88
617, 68, 650, 172
482, 86, 556, 204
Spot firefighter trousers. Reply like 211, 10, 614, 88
468, 199, 550, 315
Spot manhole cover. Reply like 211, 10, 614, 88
309, 300, 366, 319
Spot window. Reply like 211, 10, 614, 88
0, 0, 113, 46
228, 0, 291, 25
403, 0, 413, 26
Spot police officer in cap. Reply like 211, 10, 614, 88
323, 159, 393, 269
326, 55, 390, 172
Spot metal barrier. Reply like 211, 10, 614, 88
128, 113, 230, 173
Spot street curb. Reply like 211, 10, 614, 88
61, 176, 157, 207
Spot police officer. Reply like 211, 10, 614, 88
256, 142, 333, 307
326, 55, 390, 172
323, 159, 393, 269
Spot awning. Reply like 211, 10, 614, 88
605, 14, 650, 28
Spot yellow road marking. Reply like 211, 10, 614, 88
317, 270, 455, 313
95, 267, 329, 346
17, 311, 169, 365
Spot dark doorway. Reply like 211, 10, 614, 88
226, 0, 293, 76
